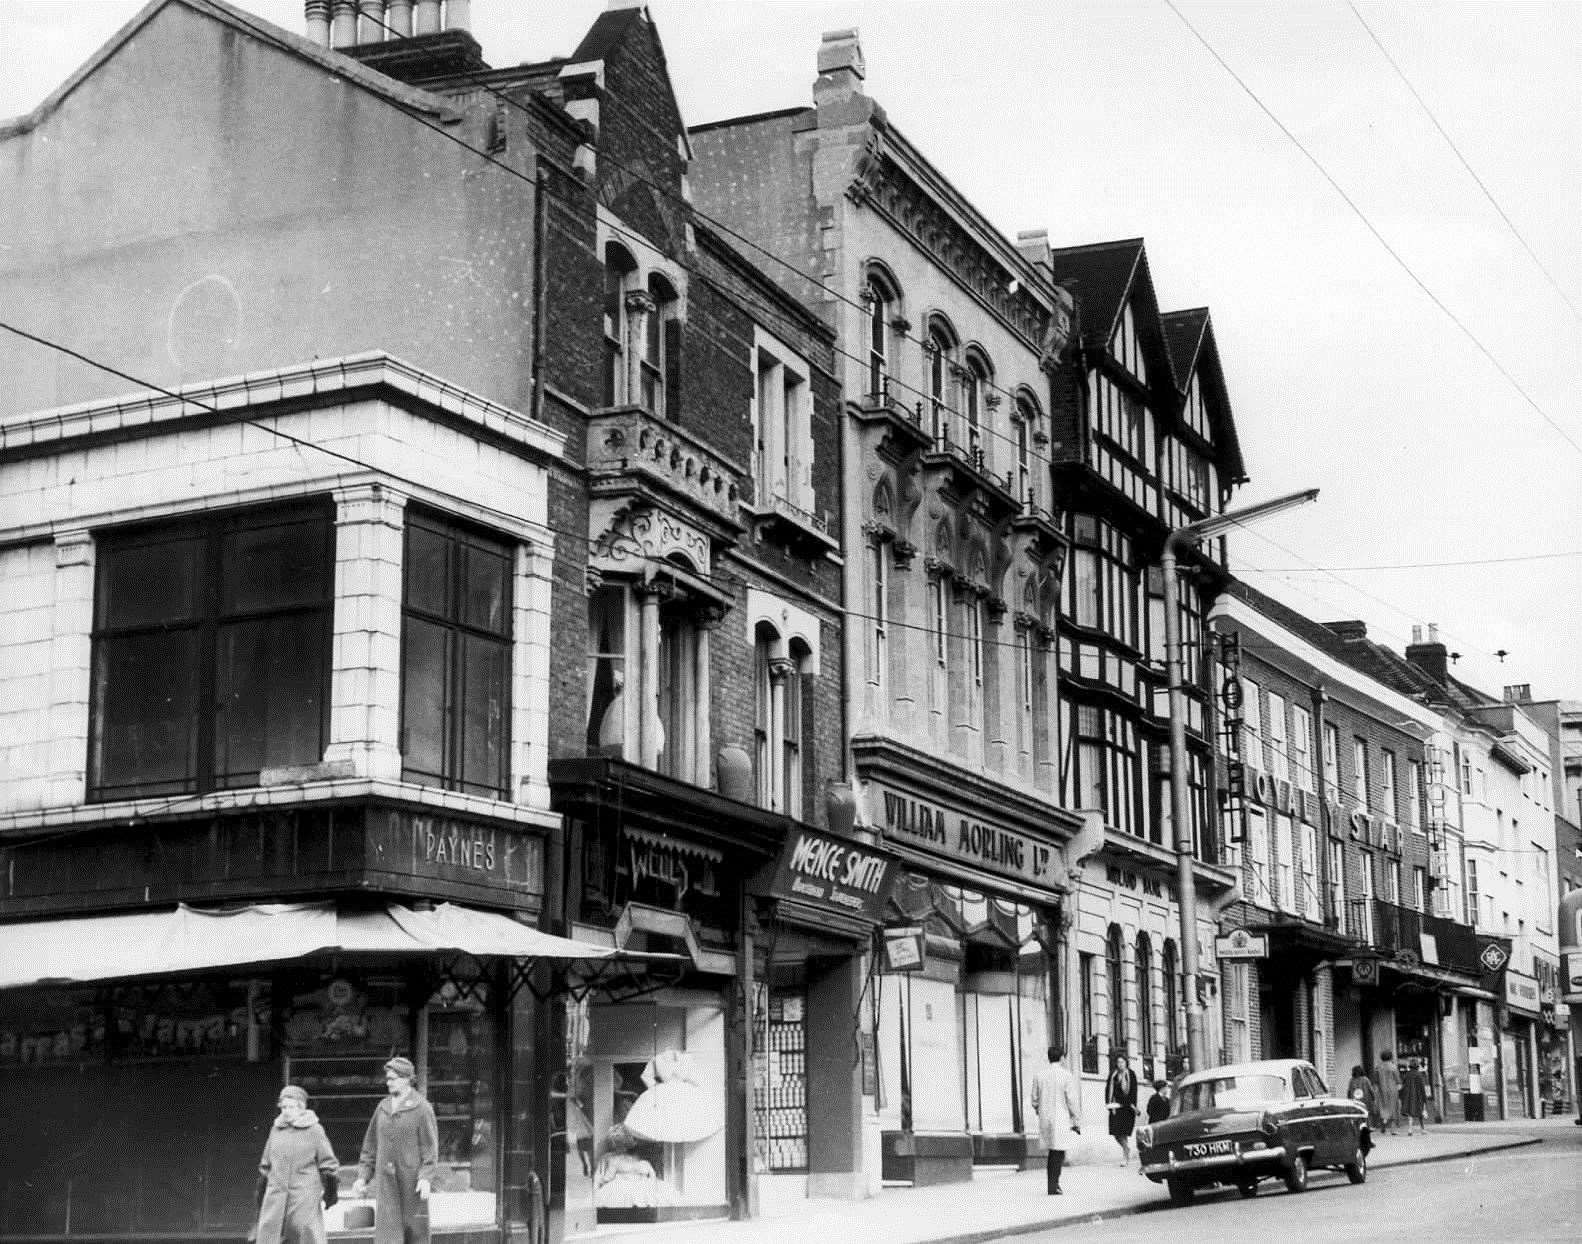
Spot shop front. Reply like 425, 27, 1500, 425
1501, 969, 1543, 1119
852, 737, 1084, 1185
548, 757, 790, 1234
0, 797, 574, 1243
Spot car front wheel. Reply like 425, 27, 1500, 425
1345, 1144, 1367, 1184
1283, 1151, 1309, 1193
1167, 1178, 1195, 1206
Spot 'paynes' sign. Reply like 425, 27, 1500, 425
765, 828, 895, 922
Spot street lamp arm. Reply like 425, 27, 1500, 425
1168, 487, 1321, 551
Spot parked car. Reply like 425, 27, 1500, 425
1135, 1058, 1371, 1205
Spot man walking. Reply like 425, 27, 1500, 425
1374, 1050, 1402, 1136
1031, 1046, 1082, 1195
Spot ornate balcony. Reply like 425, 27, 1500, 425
587, 405, 745, 539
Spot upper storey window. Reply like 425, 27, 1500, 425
925, 319, 957, 446
864, 267, 902, 403
1092, 374, 1151, 468
1113, 302, 1148, 387
752, 327, 814, 514
962, 348, 993, 467
1014, 390, 1042, 508
1183, 374, 1211, 442
602, 239, 679, 416
90, 502, 333, 801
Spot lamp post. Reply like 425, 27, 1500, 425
1164, 488, 1319, 1074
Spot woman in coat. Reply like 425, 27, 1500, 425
1347, 1064, 1382, 1130
352, 1057, 439, 1244
254, 1085, 339, 1244
1104, 1054, 1140, 1164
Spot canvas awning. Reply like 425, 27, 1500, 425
0, 901, 646, 990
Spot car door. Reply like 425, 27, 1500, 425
1302, 1066, 1351, 1164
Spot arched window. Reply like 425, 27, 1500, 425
1106, 922, 1126, 1052
1136, 933, 1155, 1058
602, 243, 638, 407
1014, 390, 1041, 509
1162, 938, 1180, 1055
925, 318, 957, 446
642, 273, 678, 416
864, 267, 900, 402
963, 349, 991, 464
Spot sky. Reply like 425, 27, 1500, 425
4, 0, 1579, 702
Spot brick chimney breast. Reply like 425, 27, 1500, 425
1324, 619, 1368, 642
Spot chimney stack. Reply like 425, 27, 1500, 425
1405, 622, 1448, 686
815, 28, 866, 108
1324, 620, 1369, 642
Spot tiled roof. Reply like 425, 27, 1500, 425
1161, 308, 1210, 389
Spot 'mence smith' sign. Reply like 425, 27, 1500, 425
877, 786, 1059, 889
765, 829, 895, 922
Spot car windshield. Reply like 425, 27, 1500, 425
1173, 1074, 1287, 1114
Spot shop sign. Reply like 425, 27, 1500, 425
1214, 929, 1269, 960
624, 829, 721, 903
764, 828, 895, 922
881, 925, 926, 972
375, 809, 544, 895
1503, 971, 1542, 1016
1478, 939, 1511, 975
1105, 864, 1169, 900
873, 784, 1060, 891
1352, 957, 1380, 985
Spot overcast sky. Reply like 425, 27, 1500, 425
5, 0, 1579, 703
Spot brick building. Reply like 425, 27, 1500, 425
0, 1, 874, 1239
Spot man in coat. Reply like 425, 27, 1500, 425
352, 1057, 439, 1244
1031, 1046, 1082, 1195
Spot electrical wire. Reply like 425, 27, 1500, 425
1348, 1, 1582, 326
1164, 0, 1582, 458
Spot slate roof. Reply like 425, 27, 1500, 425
1046, 238, 1148, 350
1161, 308, 1210, 387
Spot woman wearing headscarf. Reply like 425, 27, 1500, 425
253, 1085, 339, 1244
352, 1056, 439, 1244
1104, 1053, 1140, 1165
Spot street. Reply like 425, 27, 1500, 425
1003, 1124, 1582, 1242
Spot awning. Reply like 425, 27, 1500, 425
0, 901, 645, 990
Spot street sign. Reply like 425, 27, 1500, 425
1214, 929, 1269, 960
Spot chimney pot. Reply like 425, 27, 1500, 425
818, 28, 866, 79
1428, 622, 1439, 643
330, 0, 358, 47
1411, 624, 1423, 644
304, 1, 331, 46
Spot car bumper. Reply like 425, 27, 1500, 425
1141, 1144, 1287, 1179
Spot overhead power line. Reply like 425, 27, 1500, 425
1164, 0, 1582, 458
1349, 1, 1582, 325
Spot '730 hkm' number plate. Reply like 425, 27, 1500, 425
1183, 1139, 1234, 1158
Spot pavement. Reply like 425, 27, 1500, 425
573, 1115, 1573, 1244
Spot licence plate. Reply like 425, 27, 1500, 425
1182, 1139, 1234, 1158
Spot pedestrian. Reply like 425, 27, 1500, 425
1145, 1078, 1171, 1125
1399, 1058, 1429, 1135
1105, 1053, 1139, 1164
1031, 1045, 1082, 1196
1374, 1050, 1402, 1135
253, 1085, 339, 1244
1347, 1063, 1381, 1131
351, 1056, 439, 1244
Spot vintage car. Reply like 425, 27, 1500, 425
1135, 1058, 1371, 1205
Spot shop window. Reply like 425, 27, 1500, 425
563, 997, 728, 1224
89, 501, 332, 801
752, 983, 808, 1172
401, 511, 513, 797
